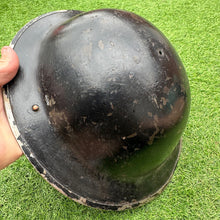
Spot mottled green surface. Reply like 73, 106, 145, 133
0, 0, 219, 219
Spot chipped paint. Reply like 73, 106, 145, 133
122, 146, 127, 150
30, 153, 35, 158
148, 120, 160, 145
49, 108, 71, 132
110, 41, 114, 46
165, 76, 172, 81
153, 97, 159, 108
43, 169, 47, 175
161, 97, 168, 105
126, 132, 137, 139
118, 141, 182, 211
133, 99, 138, 104
50, 182, 69, 197
132, 56, 140, 64
98, 40, 104, 50
34, 141, 182, 212
3, 89, 24, 148
153, 115, 159, 123
79, 197, 87, 204
107, 112, 113, 116
45, 94, 56, 106
147, 112, 153, 117
83, 42, 93, 59
110, 102, 114, 109
163, 86, 170, 94
9, 43, 14, 48
82, 116, 87, 123
117, 204, 132, 211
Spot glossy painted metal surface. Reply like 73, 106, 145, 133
4, 9, 190, 210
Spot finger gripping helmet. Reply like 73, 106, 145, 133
5, 9, 190, 210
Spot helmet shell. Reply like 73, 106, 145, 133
5, 9, 190, 210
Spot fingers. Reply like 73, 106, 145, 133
0, 46, 22, 170
0, 46, 19, 87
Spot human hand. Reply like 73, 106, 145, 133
0, 46, 23, 170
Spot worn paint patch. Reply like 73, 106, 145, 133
117, 203, 132, 211
45, 94, 56, 106
83, 42, 93, 59
98, 40, 104, 50
161, 97, 168, 105
79, 197, 87, 204
132, 56, 141, 64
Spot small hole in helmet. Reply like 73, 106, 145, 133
158, 49, 163, 56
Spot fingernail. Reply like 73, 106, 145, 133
1, 46, 12, 57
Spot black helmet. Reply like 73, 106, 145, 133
4, 9, 190, 210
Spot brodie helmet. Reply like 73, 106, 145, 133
4, 9, 190, 210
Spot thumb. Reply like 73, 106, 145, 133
0, 46, 19, 87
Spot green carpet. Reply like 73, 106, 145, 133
0, 0, 219, 219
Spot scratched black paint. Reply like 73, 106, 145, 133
6, 9, 190, 210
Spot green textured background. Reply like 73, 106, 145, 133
0, 0, 219, 219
